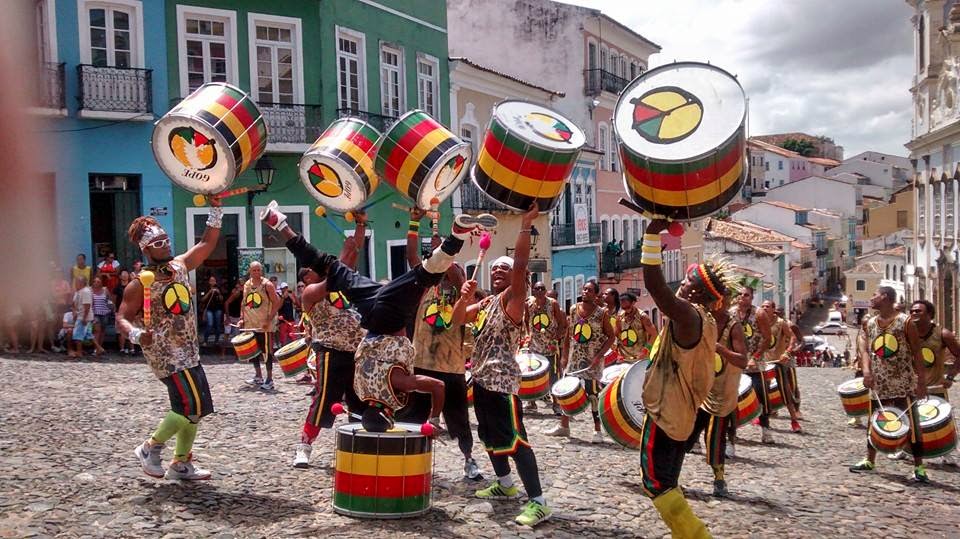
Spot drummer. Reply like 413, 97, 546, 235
291, 225, 368, 469
897, 299, 960, 465
849, 286, 927, 482
636, 221, 737, 538
545, 281, 615, 442
685, 291, 747, 498
776, 307, 805, 420
524, 281, 567, 415
263, 201, 495, 433
239, 261, 281, 391
730, 285, 773, 446
398, 207, 483, 481
616, 292, 657, 362
762, 301, 802, 434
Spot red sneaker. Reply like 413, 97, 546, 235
752, 418, 761, 427
791, 420, 802, 433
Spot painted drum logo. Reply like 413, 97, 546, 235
875, 410, 903, 432
434, 154, 466, 193
169, 127, 218, 171
162, 283, 192, 315
630, 86, 703, 144
308, 161, 348, 199
523, 112, 574, 143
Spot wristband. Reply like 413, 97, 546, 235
408, 220, 420, 231
206, 206, 223, 229
129, 327, 143, 345
643, 233, 661, 243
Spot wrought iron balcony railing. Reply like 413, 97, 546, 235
600, 248, 644, 274
259, 102, 323, 144
552, 223, 601, 247
36, 62, 65, 110
77, 64, 152, 113
457, 182, 506, 212
336, 108, 398, 133
584, 68, 632, 96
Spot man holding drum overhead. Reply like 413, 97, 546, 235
849, 286, 928, 482
638, 219, 739, 539
455, 205, 551, 528
118, 202, 223, 480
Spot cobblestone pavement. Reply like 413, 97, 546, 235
3, 355, 960, 538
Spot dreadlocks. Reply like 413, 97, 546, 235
128, 216, 161, 245
686, 256, 742, 304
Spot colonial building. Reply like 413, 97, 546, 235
906, 0, 960, 330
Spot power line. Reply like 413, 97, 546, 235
36, 112, 153, 133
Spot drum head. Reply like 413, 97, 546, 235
298, 153, 370, 212
152, 113, 235, 194
552, 376, 583, 396
415, 143, 472, 208
277, 338, 307, 355
917, 396, 952, 427
837, 378, 865, 394
614, 62, 745, 162
493, 100, 586, 151
517, 351, 549, 375
337, 422, 423, 437
231, 332, 253, 344
738, 374, 753, 396
871, 408, 909, 438
617, 361, 648, 423
601, 363, 633, 385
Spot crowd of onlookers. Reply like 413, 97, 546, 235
0, 251, 309, 358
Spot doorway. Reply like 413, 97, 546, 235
89, 174, 140, 268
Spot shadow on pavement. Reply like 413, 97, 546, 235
686, 488, 790, 514
144, 482, 315, 525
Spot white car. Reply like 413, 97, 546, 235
813, 321, 847, 335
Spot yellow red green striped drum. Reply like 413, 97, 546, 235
152, 82, 268, 194
472, 100, 585, 212
917, 396, 957, 458
230, 332, 260, 362
837, 377, 870, 417
298, 118, 380, 213
869, 407, 909, 454
735, 374, 760, 426
516, 351, 551, 401
275, 338, 310, 378
551, 376, 588, 416
374, 110, 471, 208
333, 423, 433, 518
598, 360, 647, 449
614, 62, 746, 221
766, 378, 785, 411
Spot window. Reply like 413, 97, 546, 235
417, 55, 439, 117
897, 209, 908, 229
600, 46, 608, 72
336, 27, 365, 110
598, 125, 608, 170
778, 160, 784, 170
179, 7, 235, 95
630, 61, 637, 79
856, 279, 866, 291
919, 13, 926, 71
35, 0, 56, 65
460, 125, 477, 162
387, 241, 409, 280
380, 44, 404, 117
609, 128, 618, 172
765, 161, 770, 171
885, 265, 890, 280
86, 4, 134, 67
251, 18, 299, 104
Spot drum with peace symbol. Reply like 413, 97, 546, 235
299, 118, 381, 213
516, 351, 551, 401
916, 396, 958, 458
552, 376, 588, 416
153, 82, 268, 194
375, 110, 471, 209
472, 100, 585, 212
837, 377, 870, 417
869, 406, 909, 454
614, 62, 747, 221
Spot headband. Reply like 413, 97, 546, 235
686, 263, 725, 302
138, 225, 166, 249
491, 256, 514, 269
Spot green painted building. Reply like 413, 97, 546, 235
164, 0, 451, 286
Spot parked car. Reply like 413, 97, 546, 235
827, 310, 843, 323
813, 321, 847, 335
802, 335, 826, 351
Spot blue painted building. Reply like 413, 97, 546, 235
550, 158, 601, 312
33, 0, 170, 269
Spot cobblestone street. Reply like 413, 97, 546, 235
3, 356, 960, 538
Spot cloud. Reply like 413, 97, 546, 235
558, 0, 915, 156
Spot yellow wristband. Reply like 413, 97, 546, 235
643, 233, 661, 243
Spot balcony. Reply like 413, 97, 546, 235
816, 248, 829, 256
259, 102, 323, 149
31, 62, 65, 114
600, 249, 643, 274
458, 182, 507, 212
552, 223, 601, 247
77, 64, 152, 118
336, 108, 397, 133
584, 69, 631, 96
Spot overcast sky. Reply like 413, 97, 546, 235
559, 0, 915, 158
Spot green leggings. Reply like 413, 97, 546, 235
151, 411, 199, 461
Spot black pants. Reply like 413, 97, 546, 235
397, 368, 473, 456
286, 234, 459, 335
747, 371, 770, 428
303, 345, 365, 437
639, 414, 687, 498
685, 408, 728, 469
474, 384, 543, 499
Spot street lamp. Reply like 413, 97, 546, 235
247, 156, 276, 212
530, 224, 540, 247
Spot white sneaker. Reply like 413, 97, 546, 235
293, 443, 312, 468
725, 443, 736, 459
544, 423, 570, 437
847, 417, 862, 428
689, 441, 702, 453
464, 457, 483, 480
260, 379, 275, 391
887, 450, 909, 461
761, 428, 775, 444
591, 431, 604, 444
133, 441, 165, 478
245, 377, 263, 386
164, 458, 211, 480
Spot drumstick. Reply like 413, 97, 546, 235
312, 207, 346, 235
391, 202, 439, 220
192, 187, 255, 207
469, 233, 492, 281
139, 271, 155, 327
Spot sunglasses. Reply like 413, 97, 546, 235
533, 286, 546, 291
145, 238, 170, 249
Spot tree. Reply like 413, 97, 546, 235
781, 138, 817, 157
